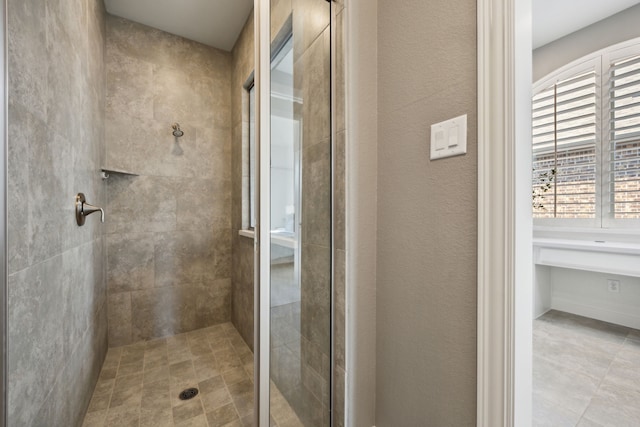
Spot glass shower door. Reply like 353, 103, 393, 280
268, 0, 332, 425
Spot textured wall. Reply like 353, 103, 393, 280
533, 4, 640, 82
231, 12, 256, 351
105, 16, 233, 346
376, 0, 478, 425
7, 0, 108, 425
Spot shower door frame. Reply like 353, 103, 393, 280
254, 0, 336, 424
0, 0, 7, 424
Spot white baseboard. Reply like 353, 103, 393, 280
552, 295, 640, 330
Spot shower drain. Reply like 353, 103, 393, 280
179, 388, 199, 401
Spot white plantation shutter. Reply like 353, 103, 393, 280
532, 69, 598, 219
609, 54, 640, 219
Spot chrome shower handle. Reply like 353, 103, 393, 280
75, 193, 104, 226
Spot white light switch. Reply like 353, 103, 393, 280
435, 130, 446, 151
430, 114, 467, 160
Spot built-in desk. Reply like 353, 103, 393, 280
533, 238, 640, 277
533, 237, 640, 329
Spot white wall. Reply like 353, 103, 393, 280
534, 265, 552, 318
547, 267, 640, 329
533, 3, 640, 81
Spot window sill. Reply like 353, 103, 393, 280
533, 225, 640, 244
238, 229, 255, 239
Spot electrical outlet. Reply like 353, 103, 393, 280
607, 279, 621, 293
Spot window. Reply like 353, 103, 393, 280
248, 83, 256, 229
532, 39, 640, 228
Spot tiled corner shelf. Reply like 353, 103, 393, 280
100, 167, 139, 180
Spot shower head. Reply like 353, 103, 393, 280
172, 123, 184, 137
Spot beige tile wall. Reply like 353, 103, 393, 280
230, 12, 256, 351
105, 16, 233, 346
7, 0, 109, 425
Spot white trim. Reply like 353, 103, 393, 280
477, 0, 532, 426
345, 0, 378, 425
255, 0, 271, 425
551, 295, 640, 330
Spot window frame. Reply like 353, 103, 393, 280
248, 81, 256, 230
533, 37, 640, 230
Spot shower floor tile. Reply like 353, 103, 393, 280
82, 322, 301, 427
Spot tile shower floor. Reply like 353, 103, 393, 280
533, 310, 640, 426
82, 322, 301, 427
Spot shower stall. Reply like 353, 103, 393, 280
1, 0, 345, 426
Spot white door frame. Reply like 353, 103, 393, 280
477, 0, 533, 426
255, 0, 271, 425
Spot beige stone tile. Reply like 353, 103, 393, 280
82, 409, 107, 427
141, 380, 171, 410
109, 382, 143, 409
193, 354, 220, 381
105, 404, 140, 427
107, 232, 155, 293
139, 407, 173, 427
177, 413, 210, 427
107, 292, 132, 346
206, 402, 240, 427
169, 346, 194, 365
117, 359, 144, 377
222, 366, 249, 386
189, 339, 214, 358
86, 391, 112, 413
99, 367, 118, 381
104, 347, 123, 365
172, 398, 205, 424
212, 337, 234, 354
215, 348, 244, 372
200, 375, 226, 395
110, 373, 143, 408
144, 365, 171, 383
170, 360, 197, 385
292, 0, 330, 58
144, 351, 169, 371
227, 379, 254, 418
201, 387, 233, 413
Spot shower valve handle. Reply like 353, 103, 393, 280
75, 193, 104, 226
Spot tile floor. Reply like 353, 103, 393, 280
82, 322, 302, 427
533, 310, 640, 426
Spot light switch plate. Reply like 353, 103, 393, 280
430, 114, 467, 160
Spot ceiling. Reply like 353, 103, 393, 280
104, 0, 253, 51
533, 0, 640, 49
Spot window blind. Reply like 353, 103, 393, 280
532, 70, 598, 218
609, 54, 640, 219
